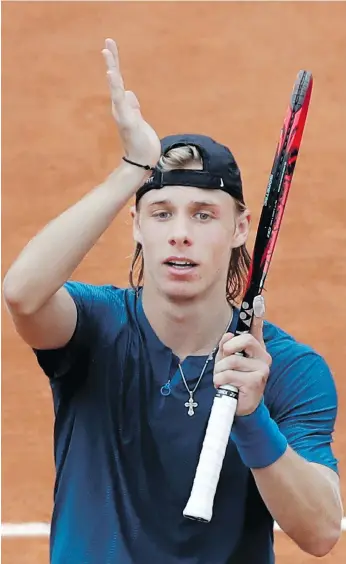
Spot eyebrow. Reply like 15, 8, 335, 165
147, 199, 220, 208
147, 199, 172, 207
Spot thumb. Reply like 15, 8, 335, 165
250, 295, 266, 347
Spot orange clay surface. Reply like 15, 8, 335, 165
2, 2, 346, 562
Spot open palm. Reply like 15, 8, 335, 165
102, 38, 161, 169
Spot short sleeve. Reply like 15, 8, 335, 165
266, 349, 339, 475
33, 280, 106, 382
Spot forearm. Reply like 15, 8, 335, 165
232, 402, 342, 556
3, 162, 148, 313
252, 446, 343, 555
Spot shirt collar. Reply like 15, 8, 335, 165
135, 287, 239, 359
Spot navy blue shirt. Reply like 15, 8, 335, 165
34, 282, 339, 564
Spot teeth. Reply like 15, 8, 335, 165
167, 260, 194, 267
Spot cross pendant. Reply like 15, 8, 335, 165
185, 394, 198, 416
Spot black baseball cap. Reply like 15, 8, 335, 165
135, 133, 244, 205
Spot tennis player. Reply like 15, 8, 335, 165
3, 38, 343, 564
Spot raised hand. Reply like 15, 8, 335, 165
102, 38, 161, 169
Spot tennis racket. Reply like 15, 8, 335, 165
183, 70, 313, 523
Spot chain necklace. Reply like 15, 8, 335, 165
160, 350, 216, 416
178, 349, 216, 416
160, 313, 233, 417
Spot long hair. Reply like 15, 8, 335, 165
129, 145, 251, 305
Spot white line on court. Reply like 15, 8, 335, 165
1, 519, 346, 537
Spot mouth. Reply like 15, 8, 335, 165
163, 258, 198, 270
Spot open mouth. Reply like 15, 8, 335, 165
164, 260, 197, 269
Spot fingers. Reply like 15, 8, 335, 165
214, 353, 270, 388
105, 38, 121, 72
102, 38, 143, 130
214, 353, 264, 375
253, 295, 265, 319
221, 332, 271, 364
250, 295, 265, 347
215, 332, 233, 363
102, 39, 125, 109
214, 368, 269, 389
125, 91, 141, 115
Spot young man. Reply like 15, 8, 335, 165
3, 38, 343, 564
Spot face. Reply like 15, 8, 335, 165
132, 186, 250, 302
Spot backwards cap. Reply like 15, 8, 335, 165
135, 133, 245, 205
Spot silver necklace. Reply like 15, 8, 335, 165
160, 313, 233, 417
178, 349, 216, 416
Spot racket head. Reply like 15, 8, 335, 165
236, 70, 313, 335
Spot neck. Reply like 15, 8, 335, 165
141, 284, 233, 361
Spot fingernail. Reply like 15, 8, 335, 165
253, 295, 265, 318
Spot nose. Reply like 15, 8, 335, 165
168, 216, 192, 247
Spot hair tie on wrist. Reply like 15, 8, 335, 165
122, 157, 155, 171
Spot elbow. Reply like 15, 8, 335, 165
3, 272, 35, 316
307, 535, 340, 558
298, 524, 342, 557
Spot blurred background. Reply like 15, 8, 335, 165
2, 1, 346, 562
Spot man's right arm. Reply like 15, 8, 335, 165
3, 37, 161, 352
3, 164, 150, 350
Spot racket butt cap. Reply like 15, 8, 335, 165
183, 500, 212, 523
184, 514, 210, 523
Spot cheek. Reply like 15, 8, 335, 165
139, 225, 163, 261
138, 221, 159, 244
203, 228, 233, 260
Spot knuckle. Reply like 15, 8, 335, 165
259, 367, 270, 386
242, 334, 254, 348
265, 352, 273, 366
225, 355, 237, 370
233, 355, 245, 371
214, 369, 233, 387
245, 332, 254, 343
263, 371, 269, 385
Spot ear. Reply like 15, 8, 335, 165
232, 210, 251, 248
130, 205, 143, 245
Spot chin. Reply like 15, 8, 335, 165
159, 280, 204, 302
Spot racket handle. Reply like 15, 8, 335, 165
183, 384, 239, 522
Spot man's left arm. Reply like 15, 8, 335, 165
214, 299, 343, 557
238, 350, 343, 556
250, 426, 343, 557
250, 340, 343, 557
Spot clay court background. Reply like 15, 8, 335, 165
2, 1, 346, 562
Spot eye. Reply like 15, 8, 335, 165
195, 212, 211, 221
153, 211, 171, 220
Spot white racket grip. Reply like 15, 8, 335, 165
183, 384, 239, 522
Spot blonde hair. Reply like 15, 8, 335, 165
129, 145, 251, 304
159, 145, 203, 169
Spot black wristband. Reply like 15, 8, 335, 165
122, 157, 155, 171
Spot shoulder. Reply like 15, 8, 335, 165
63, 280, 140, 336
33, 283, 139, 381
264, 319, 315, 355
64, 280, 136, 313
64, 279, 127, 302
263, 320, 337, 411
263, 319, 331, 374
263, 321, 339, 473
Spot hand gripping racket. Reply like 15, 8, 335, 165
183, 70, 313, 523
